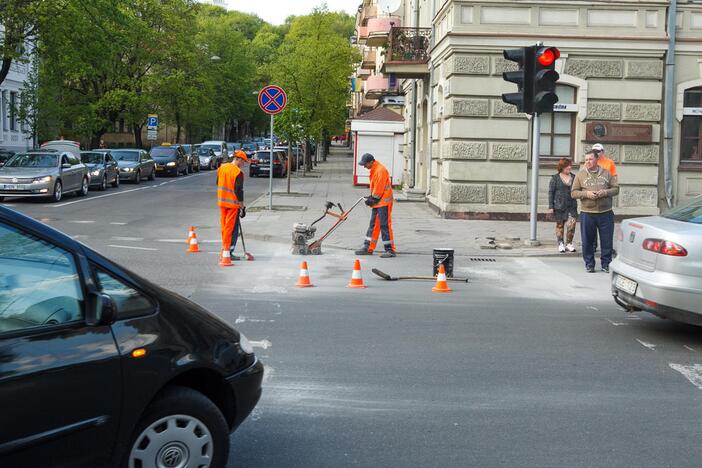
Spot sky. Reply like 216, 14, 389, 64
226, 0, 357, 25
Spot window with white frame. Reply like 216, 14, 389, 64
681, 87, 702, 162
1, 91, 7, 132
9, 92, 17, 132
539, 85, 577, 161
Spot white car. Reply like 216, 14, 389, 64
200, 140, 229, 163
611, 196, 702, 325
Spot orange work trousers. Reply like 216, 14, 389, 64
220, 206, 240, 251
366, 202, 395, 253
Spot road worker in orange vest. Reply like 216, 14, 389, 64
355, 153, 396, 258
217, 150, 248, 261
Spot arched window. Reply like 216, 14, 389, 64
681, 87, 702, 162
539, 85, 576, 161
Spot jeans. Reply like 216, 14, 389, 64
580, 211, 614, 269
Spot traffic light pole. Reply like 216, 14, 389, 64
529, 114, 541, 245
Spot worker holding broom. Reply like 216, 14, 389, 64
355, 153, 396, 258
217, 150, 248, 264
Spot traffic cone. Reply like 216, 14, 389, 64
187, 233, 201, 253
432, 264, 452, 293
346, 259, 367, 289
186, 226, 195, 244
219, 248, 233, 266
295, 261, 314, 288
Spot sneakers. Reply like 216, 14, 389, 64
586, 266, 596, 273
558, 242, 566, 253
565, 243, 576, 252
355, 248, 373, 255
601, 265, 610, 273
380, 250, 396, 258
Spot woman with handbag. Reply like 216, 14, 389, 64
548, 158, 578, 253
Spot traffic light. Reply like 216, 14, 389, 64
501, 46, 535, 113
532, 46, 560, 114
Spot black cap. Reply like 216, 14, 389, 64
358, 153, 375, 165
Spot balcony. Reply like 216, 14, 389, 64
357, 67, 371, 79
359, 4, 377, 26
366, 16, 401, 47
364, 74, 399, 99
361, 49, 376, 70
381, 27, 431, 78
357, 26, 368, 45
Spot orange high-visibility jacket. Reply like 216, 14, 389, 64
369, 160, 393, 208
597, 156, 617, 178
217, 163, 242, 209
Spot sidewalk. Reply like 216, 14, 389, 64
246, 147, 585, 257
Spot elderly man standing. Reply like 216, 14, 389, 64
571, 151, 619, 273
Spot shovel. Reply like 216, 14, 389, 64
372, 268, 468, 283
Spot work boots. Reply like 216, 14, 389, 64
380, 250, 396, 258
355, 247, 373, 255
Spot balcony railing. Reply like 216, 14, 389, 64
366, 16, 401, 47
387, 27, 431, 63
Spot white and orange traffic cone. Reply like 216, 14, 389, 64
346, 259, 367, 289
186, 226, 195, 244
187, 233, 201, 253
432, 264, 452, 293
219, 248, 234, 266
295, 261, 314, 288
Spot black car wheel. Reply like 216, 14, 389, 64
77, 177, 89, 196
51, 180, 63, 203
148, 168, 156, 181
99, 175, 107, 191
135, 170, 141, 184
209, 160, 214, 171
112, 174, 120, 188
124, 386, 229, 468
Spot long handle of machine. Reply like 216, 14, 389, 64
309, 197, 365, 250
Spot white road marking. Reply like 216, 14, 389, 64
110, 222, 128, 226
2, 204, 16, 207
107, 244, 158, 251
636, 339, 657, 351
53, 185, 153, 207
669, 363, 702, 390
235, 316, 275, 324
605, 318, 628, 326
684, 345, 697, 352
249, 339, 272, 350
111, 236, 144, 242
70, 220, 96, 224
158, 239, 220, 243
625, 315, 642, 320
587, 306, 599, 311
159, 182, 167, 186
70, 235, 89, 239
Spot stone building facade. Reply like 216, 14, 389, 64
353, 0, 702, 218
0, 27, 34, 153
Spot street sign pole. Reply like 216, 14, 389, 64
269, 113, 274, 210
258, 85, 287, 211
529, 114, 541, 244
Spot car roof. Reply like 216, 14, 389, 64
0, 205, 82, 252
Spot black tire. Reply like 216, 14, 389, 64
99, 176, 107, 191
135, 170, 141, 184
112, 175, 120, 188
148, 168, 155, 181
123, 386, 229, 468
77, 177, 89, 196
209, 160, 214, 171
51, 180, 63, 203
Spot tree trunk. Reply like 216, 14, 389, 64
322, 132, 330, 162
304, 140, 312, 173
133, 125, 143, 148
175, 111, 182, 143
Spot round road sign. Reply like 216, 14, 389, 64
258, 85, 287, 115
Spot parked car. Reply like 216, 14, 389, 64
111, 149, 155, 184
273, 146, 299, 171
249, 150, 287, 178
227, 142, 241, 159
611, 195, 702, 326
150, 144, 188, 177
198, 146, 221, 170
201, 140, 229, 163
0, 148, 15, 167
0, 205, 263, 468
0, 151, 89, 203
81, 150, 119, 191
180, 144, 201, 173
40, 140, 82, 158
242, 143, 258, 158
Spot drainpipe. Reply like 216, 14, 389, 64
663, 0, 677, 208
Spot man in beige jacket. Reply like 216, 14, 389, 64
571, 151, 619, 273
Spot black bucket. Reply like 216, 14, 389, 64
433, 248, 454, 278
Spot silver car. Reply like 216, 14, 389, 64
111, 149, 155, 184
81, 151, 120, 190
611, 195, 702, 325
0, 151, 89, 203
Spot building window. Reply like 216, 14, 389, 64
539, 85, 576, 161
681, 87, 702, 162
9, 92, 17, 132
1, 91, 7, 132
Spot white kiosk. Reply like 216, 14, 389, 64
351, 108, 404, 186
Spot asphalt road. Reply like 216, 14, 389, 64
6, 172, 702, 468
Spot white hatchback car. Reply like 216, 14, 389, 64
611, 196, 702, 325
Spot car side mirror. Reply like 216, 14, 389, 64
86, 292, 116, 326
62, 163, 72, 169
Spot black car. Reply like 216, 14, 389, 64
180, 144, 201, 173
0, 148, 14, 167
81, 150, 120, 190
249, 150, 287, 178
150, 145, 189, 177
0, 205, 263, 467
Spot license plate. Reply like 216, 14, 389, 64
260, 167, 269, 171
615, 275, 638, 295
1, 184, 20, 190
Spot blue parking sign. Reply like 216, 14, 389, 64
146, 114, 159, 128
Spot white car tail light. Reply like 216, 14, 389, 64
642, 238, 688, 257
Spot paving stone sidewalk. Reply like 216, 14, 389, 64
246, 147, 587, 258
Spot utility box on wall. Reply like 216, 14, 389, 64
351, 108, 404, 186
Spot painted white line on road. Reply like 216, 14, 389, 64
625, 315, 642, 320
110, 222, 128, 226
2, 204, 16, 207
605, 318, 628, 326
587, 306, 599, 311
111, 236, 144, 242
684, 345, 697, 352
249, 339, 272, 350
669, 363, 702, 390
107, 244, 158, 251
235, 316, 275, 324
70, 220, 96, 224
71, 235, 89, 239
636, 339, 657, 351
158, 239, 220, 243
53, 185, 154, 207
159, 182, 167, 186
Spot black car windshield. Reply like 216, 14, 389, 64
112, 151, 140, 162
5, 153, 58, 168
81, 153, 104, 164
150, 147, 177, 158
663, 197, 702, 224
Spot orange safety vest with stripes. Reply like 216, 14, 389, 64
369, 160, 393, 208
216, 163, 241, 209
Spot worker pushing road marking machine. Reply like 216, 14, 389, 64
292, 197, 365, 255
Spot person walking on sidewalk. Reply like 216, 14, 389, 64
548, 158, 578, 253
571, 151, 619, 273
355, 153, 396, 258
217, 150, 248, 260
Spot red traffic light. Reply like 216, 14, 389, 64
537, 47, 560, 67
